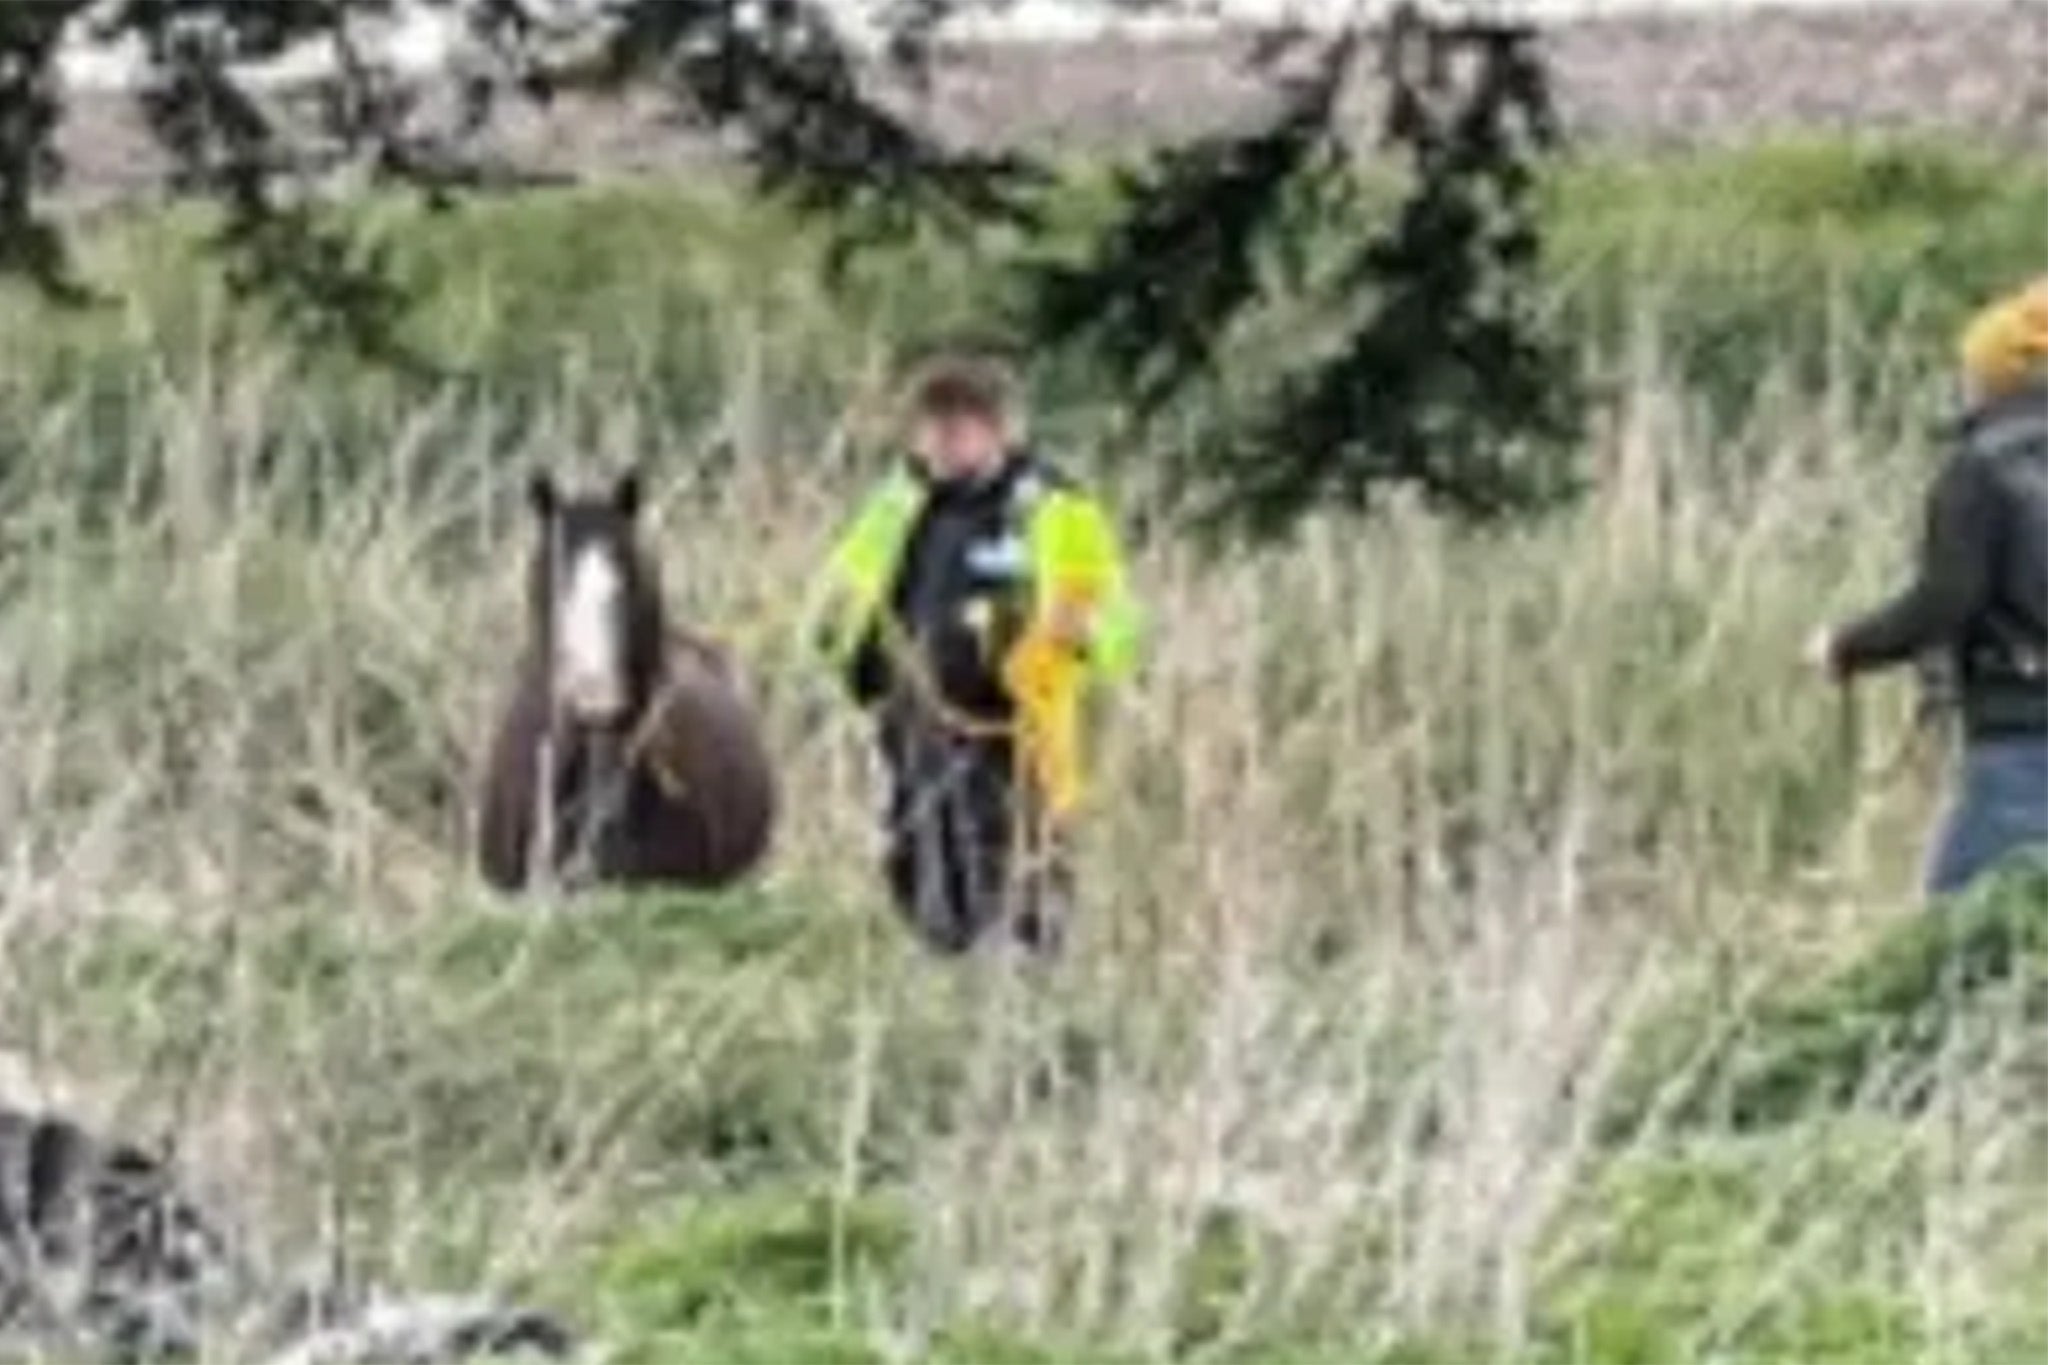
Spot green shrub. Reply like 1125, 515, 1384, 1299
1605, 861, 2048, 1138
584, 1186, 906, 1364
1540, 1127, 1930, 1364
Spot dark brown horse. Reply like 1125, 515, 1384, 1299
477, 470, 776, 893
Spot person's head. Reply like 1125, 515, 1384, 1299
902, 351, 1021, 484
1958, 276, 2048, 407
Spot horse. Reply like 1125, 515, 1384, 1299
476, 469, 777, 893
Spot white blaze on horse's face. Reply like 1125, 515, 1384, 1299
557, 542, 628, 723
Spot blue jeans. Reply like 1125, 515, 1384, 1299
1926, 735, 2048, 897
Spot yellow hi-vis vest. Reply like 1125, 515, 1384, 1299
805, 464, 1142, 819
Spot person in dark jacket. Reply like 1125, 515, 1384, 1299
807, 351, 1141, 955
1809, 278, 2048, 895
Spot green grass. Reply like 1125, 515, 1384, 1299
7, 139, 2042, 482
0, 137, 2041, 1363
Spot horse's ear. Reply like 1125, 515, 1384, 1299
612, 468, 643, 520
527, 471, 557, 520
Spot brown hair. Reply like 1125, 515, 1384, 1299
902, 350, 1020, 430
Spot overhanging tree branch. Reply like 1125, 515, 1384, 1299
0, 1, 95, 301
0, 0, 1582, 536
1015, 5, 1580, 537
1019, 29, 1358, 416
1214, 8, 1579, 532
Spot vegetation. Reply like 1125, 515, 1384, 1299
0, 139, 2042, 1362
4, 1, 1574, 536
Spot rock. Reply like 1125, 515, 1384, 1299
0, 1107, 582, 1365
260, 1295, 576, 1365
0, 1107, 249, 1362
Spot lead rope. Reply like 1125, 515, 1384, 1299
535, 645, 695, 894
870, 610, 1019, 743
529, 588, 1065, 894
868, 606, 1081, 948
575, 672, 694, 882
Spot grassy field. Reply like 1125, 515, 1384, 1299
0, 141, 2043, 1363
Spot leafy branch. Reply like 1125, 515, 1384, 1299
1019, 6, 1579, 536
0, 0, 1584, 535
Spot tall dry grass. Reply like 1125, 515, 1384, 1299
0, 247, 2038, 1361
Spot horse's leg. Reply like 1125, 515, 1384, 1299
479, 671, 551, 893
558, 729, 631, 891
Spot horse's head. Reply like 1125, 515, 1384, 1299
526, 468, 665, 730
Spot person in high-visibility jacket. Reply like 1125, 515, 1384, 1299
807, 349, 1141, 955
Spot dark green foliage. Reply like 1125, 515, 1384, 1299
0, 1, 1579, 540
1547, 140, 2048, 432
1538, 1129, 1936, 1365
587, 1186, 905, 1365
587, 1187, 1173, 1364
0, 1, 93, 300
1216, 16, 1576, 533
1168, 1205, 1257, 1355
1, 0, 1053, 318
1605, 861, 2048, 1138
1022, 11, 1579, 537
91, 2, 424, 361
1707, 861, 2048, 1127
1021, 40, 1354, 420
594, 1187, 909, 1329
594, 0, 1048, 277
1263, 20, 1570, 527
0, 145, 2038, 547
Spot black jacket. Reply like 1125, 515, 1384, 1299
847, 453, 1058, 724
1836, 384, 2048, 737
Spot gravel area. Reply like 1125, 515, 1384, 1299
914, 1, 2046, 150
49, 1, 2046, 207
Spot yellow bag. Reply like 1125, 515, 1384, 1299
1002, 602, 1091, 822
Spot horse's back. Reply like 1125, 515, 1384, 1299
633, 629, 777, 886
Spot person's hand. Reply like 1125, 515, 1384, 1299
1804, 626, 1843, 682
1041, 596, 1095, 654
